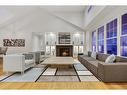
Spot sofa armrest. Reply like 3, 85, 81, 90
98, 62, 127, 82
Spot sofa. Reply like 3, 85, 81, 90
3, 53, 35, 74
78, 51, 127, 82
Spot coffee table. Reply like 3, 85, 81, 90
42, 57, 74, 68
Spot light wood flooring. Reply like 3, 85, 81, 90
0, 82, 127, 89
0, 58, 127, 89
0, 58, 3, 76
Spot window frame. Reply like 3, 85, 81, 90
106, 18, 117, 55
97, 26, 104, 53
121, 13, 127, 57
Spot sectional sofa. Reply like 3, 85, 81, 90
78, 51, 127, 82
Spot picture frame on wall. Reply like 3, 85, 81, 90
3, 39, 25, 47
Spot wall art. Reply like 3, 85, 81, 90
3, 39, 25, 47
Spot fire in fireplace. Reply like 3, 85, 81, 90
62, 49, 69, 56
62, 51, 68, 56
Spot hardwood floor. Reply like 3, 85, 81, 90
0, 58, 3, 76
0, 57, 127, 89
0, 82, 127, 89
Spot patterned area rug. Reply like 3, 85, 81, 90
1, 68, 45, 82
36, 62, 99, 82
0, 60, 99, 82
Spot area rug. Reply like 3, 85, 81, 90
0, 73, 14, 81
42, 68, 57, 75
37, 76, 79, 82
0, 61, 100, 82
56, 68, 77, 75
77, 71, 93, 76
79, 76, 99, 81
34, 64, 47, 68
1, 68, 45, 82
36, 62, 100, 82
74, 63, 88, 71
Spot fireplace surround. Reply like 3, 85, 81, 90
56, 45, 73, 57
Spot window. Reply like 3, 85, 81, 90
98, 26, 104, 53
92, 30, 96, 52
121, 13, 127, 57
106, 19, 117, 55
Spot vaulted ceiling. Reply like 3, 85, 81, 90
0, 6, 86, 33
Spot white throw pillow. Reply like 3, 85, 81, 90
91, 52, 96, 59
105, 54, 116, 63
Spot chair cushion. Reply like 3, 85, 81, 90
23, 53, 34, 60
25, 59, 34, 65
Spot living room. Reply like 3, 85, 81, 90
1, 4, 127, 90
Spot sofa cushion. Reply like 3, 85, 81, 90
105, 54, 115, 63
87, 60, 98, 75
115, 56, 127, 62
88, 60, 105, 67
91, 52, 97, 59
88, 60, 98, 67
83, 57, 97, 61
88, 51, 92, 57
97, 53, 110, 62
81, 55, 89, 57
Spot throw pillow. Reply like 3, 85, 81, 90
105, 54, 116, 63
91, 52, 96, 59
88, 51, 92, 57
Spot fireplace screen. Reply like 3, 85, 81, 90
56, 45, 73, 57
60, 48, 70, 56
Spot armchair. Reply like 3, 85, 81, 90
3, 53, 35, 74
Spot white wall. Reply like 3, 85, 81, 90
39, 35, 45, 50
32, 35, 40, 51
54, 11, 84, 28
0, 8, 84, 54
85, 6, 127, 53
0, 24, 33, 54
84, 6, 105, 28
32, 34, 46, 51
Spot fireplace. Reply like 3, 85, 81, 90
56, 45, 73, 57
